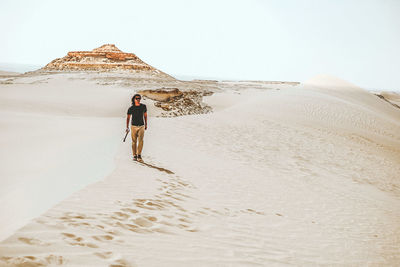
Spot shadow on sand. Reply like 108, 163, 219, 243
136, 160, 174, 175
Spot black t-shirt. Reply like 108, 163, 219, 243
127, 104, 147, 126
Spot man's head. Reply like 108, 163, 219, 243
132, 94, 141, 104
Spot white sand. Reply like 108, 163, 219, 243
0, 73, 399, 266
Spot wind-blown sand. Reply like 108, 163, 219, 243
0, 72, 399, 266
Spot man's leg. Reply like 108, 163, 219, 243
131, 126, 139, 156
137, 126, 145, 156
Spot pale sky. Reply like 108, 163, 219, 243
1, 0, 399, 90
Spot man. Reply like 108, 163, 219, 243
126, 94, 147, 161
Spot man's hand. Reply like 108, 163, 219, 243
126, 127, 130, 133
145, 124, 147, 130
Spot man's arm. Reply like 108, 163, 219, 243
144, 112, 148, 130
126, 114, 131, 132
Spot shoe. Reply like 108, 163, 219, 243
133, 155, 137, 161
137, 155, 143, 161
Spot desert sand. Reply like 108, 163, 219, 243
0, 71, 20, 77
0, 63, 400, 266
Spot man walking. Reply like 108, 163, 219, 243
126, 94, 147, 161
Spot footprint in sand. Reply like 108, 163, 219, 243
178, 224, 190, 229
109, 258, 136, 267
175, 192, 192, 199
122, 223, 152, 234
146, 216, 158, 222
92, 235, 114, 242
178, 217, 192, 224
132, 217, 153, 228
93, 251, 113, 259
144, 201, 165, 209
121, 208, 139, 214
241, 208, 266, 215
152, 227, 173, 234
112, 212, 130, 220
60, 212, 90, 220
61, 233, 76, 238
177, 181, 189, 187
17, 237, 50, 246
61, 233, 99, 248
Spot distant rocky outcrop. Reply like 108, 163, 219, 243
41, 44, 171, 77
138, 88, 213, 117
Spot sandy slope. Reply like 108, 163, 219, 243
0, 74, 400, 266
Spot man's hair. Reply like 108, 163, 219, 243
132, 94, 141, 103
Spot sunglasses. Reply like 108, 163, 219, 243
135, 98, 141, 100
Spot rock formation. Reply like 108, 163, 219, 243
138, 88, 213, 117
42, 44, 169, 76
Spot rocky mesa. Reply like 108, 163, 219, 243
42, 44, 170, 77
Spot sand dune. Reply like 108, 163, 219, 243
0, 73, 399, 266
